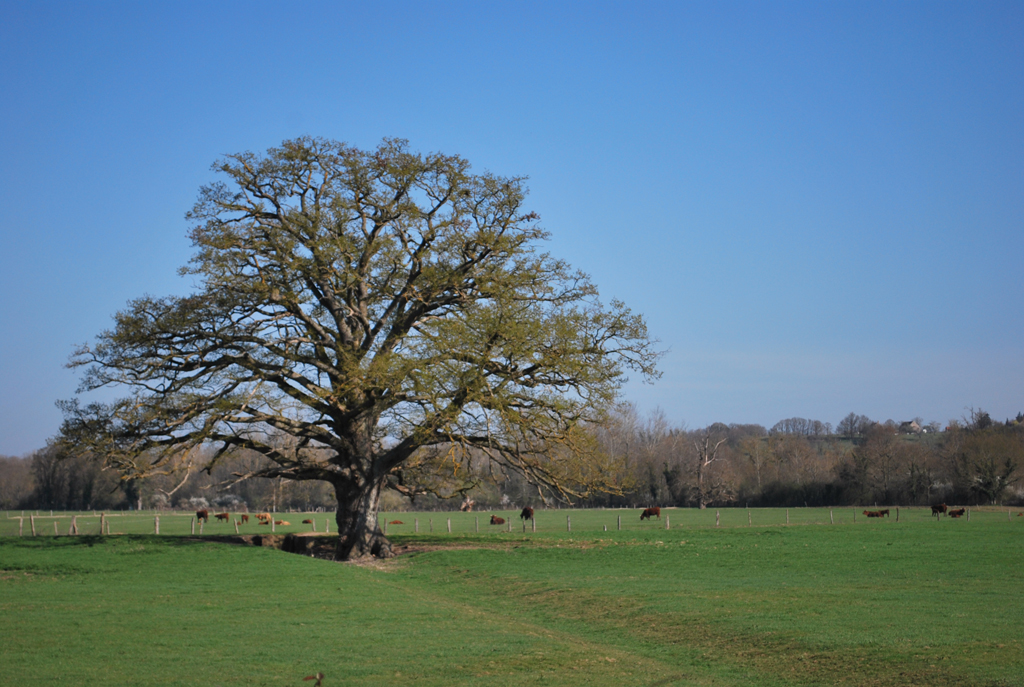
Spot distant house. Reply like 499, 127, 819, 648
898, 420, 922, 434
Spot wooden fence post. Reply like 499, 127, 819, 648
271, 518, 275, 533
30, 514, 36, 536
617, 514, 621, 531
415, 518, 419, 533
429, 518, 433, 532
325, 519, 330, 533
191, 517, 195, 535
967, 508, 971, 522
234, 519, 239, 534
665, 515, 670, 530
786, 509, 789, 525
154, 516, 159, 535
475, 516, 479, 533
100, 513, 106, 536
54, 521, 59, 536
715, 510, 720, 527
199, 520, 204, 535
830, 509, 834, 525
447, 518, 451, 533
567, 515, 571, 532
19, 517, 23, 536
532, 517, 536, 533
896, 507, 900, 522
312, 519, 317, 533
747, 510, 752, 526
71, 515, 78, 535
383, 519, 388, 535
106, 520, 111, 535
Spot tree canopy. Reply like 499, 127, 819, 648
61, 137, 660, 559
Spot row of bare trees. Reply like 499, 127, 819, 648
574, 405, 1024, 509
0, 444, 335, 513
3, 407, 1022, 512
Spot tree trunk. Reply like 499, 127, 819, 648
333, 477, 393, 561
696, 467, 707, 509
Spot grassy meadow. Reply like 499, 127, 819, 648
2, 507, 1022, 686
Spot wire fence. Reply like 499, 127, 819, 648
4, 505, 1020, 538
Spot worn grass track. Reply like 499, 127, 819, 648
2, 511, 1022, 686
391, 523, 1024, 685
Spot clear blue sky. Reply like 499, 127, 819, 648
1, 1, 1021, 455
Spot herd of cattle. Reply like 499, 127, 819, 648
929, 504, 967, 518
194, 509, 291, 527
192, 503, 985, 531
485, 504, 977, 525
862, 504, 968, 518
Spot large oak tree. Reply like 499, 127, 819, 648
61, 138, 659, 559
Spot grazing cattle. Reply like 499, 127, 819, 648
302, 519, 314, 524
389, 520, 404, 525
490, 515, 505, 525
240, 514, 249, 524
275, 520, 290, 526
256, 512, 272, 524
195, 509, 209, 523
948, 508, 966, 518
931, 503, 948, 516
863, 510, 883, 518
640, 507, 661, 520
520, 507, 535, 521
215, 512, 230, 522
878, 508, 890, 517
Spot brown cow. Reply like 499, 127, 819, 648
863, 510, 883, 518
302, 519, 314, 524
215, 512, 230, 522
931, 503, 948, 516
240, 514, 249, 524
389, 520, 404, 525
640, 507, 661, 520
948, 508, 966, 518
195, 509, 209, 522
256, 512, 272, 524
520, 507, 534, 521
490, 515, 505, 525
275, 520, 290, 526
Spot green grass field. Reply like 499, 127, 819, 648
2, 508, 1022, 686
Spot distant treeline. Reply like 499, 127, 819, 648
0, 445, 335, 514
3, 408, 1022, 512
567, 406, 1024, 510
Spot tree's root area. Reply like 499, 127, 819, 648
207, 533, 523, 564
202, 533, 338, 560
206, 533, 397, 562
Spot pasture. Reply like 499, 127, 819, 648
2, 507, 1022, 686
